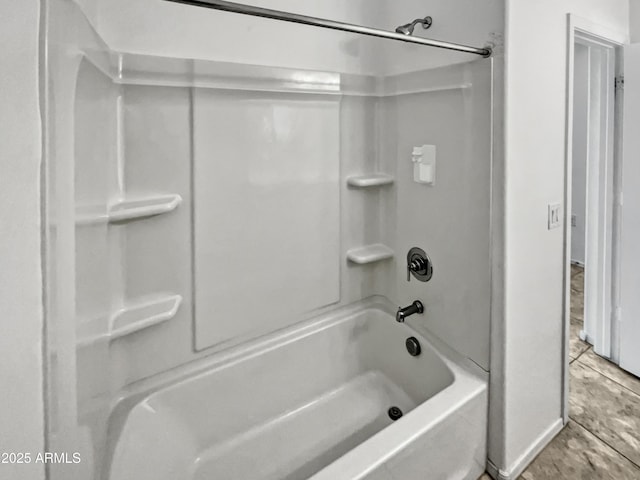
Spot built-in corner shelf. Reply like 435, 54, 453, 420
109, 194, 182, 223
77, 294, 182, 347
347, 244, 394, 265
111, 294, 182, 340
347, 174, 394, 188
75, 194, 182, 226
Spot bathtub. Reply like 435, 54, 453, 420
106, 299, 487, 480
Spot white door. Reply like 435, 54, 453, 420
620, 43, 640, 377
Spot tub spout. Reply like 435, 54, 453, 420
396, 301, 424, 323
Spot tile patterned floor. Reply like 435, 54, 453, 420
479, 265, 640, 480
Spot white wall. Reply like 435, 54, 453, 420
571, 44, 589, 265
631, 0, 640, 42
0, 1, 45, 479
493, 0, 629, 476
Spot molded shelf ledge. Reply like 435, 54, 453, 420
109, 194, 182, 223
111, 295, 182, 340
347, 244, 394, 265
77, 294, 182, 347
347, 174, 394, 188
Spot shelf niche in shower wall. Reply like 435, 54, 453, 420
77, 294, 183, 347
346, 244, 394, 265
346, 174, 394, 188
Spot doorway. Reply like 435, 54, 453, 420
568, 35, 616, 363
563, 16, 625, 422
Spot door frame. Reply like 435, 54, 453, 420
619, 44, 640, 376
563, 15, 627, 423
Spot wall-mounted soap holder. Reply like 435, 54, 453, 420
412, 145, 436, 185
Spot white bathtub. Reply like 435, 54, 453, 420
106, 299, 487, 480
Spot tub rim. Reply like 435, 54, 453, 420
103, 296, 487, 480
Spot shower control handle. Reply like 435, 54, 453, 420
407, 258, 428, 281
406, 247, 433, 282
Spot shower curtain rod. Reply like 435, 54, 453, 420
164, 0, 493, 58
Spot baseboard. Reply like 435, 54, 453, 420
486, 418, 564, 480
570, 260, 585, 267
485, 460, 501, 480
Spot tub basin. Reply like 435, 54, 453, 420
107, 301, 487, 480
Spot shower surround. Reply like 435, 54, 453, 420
43, 2, 495, 479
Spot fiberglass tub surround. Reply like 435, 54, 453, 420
108, 300, 487, 480
44, 2, 495, 479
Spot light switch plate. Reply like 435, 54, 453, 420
548, 203, 562, 230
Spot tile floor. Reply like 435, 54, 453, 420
479, 265, 640, 479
